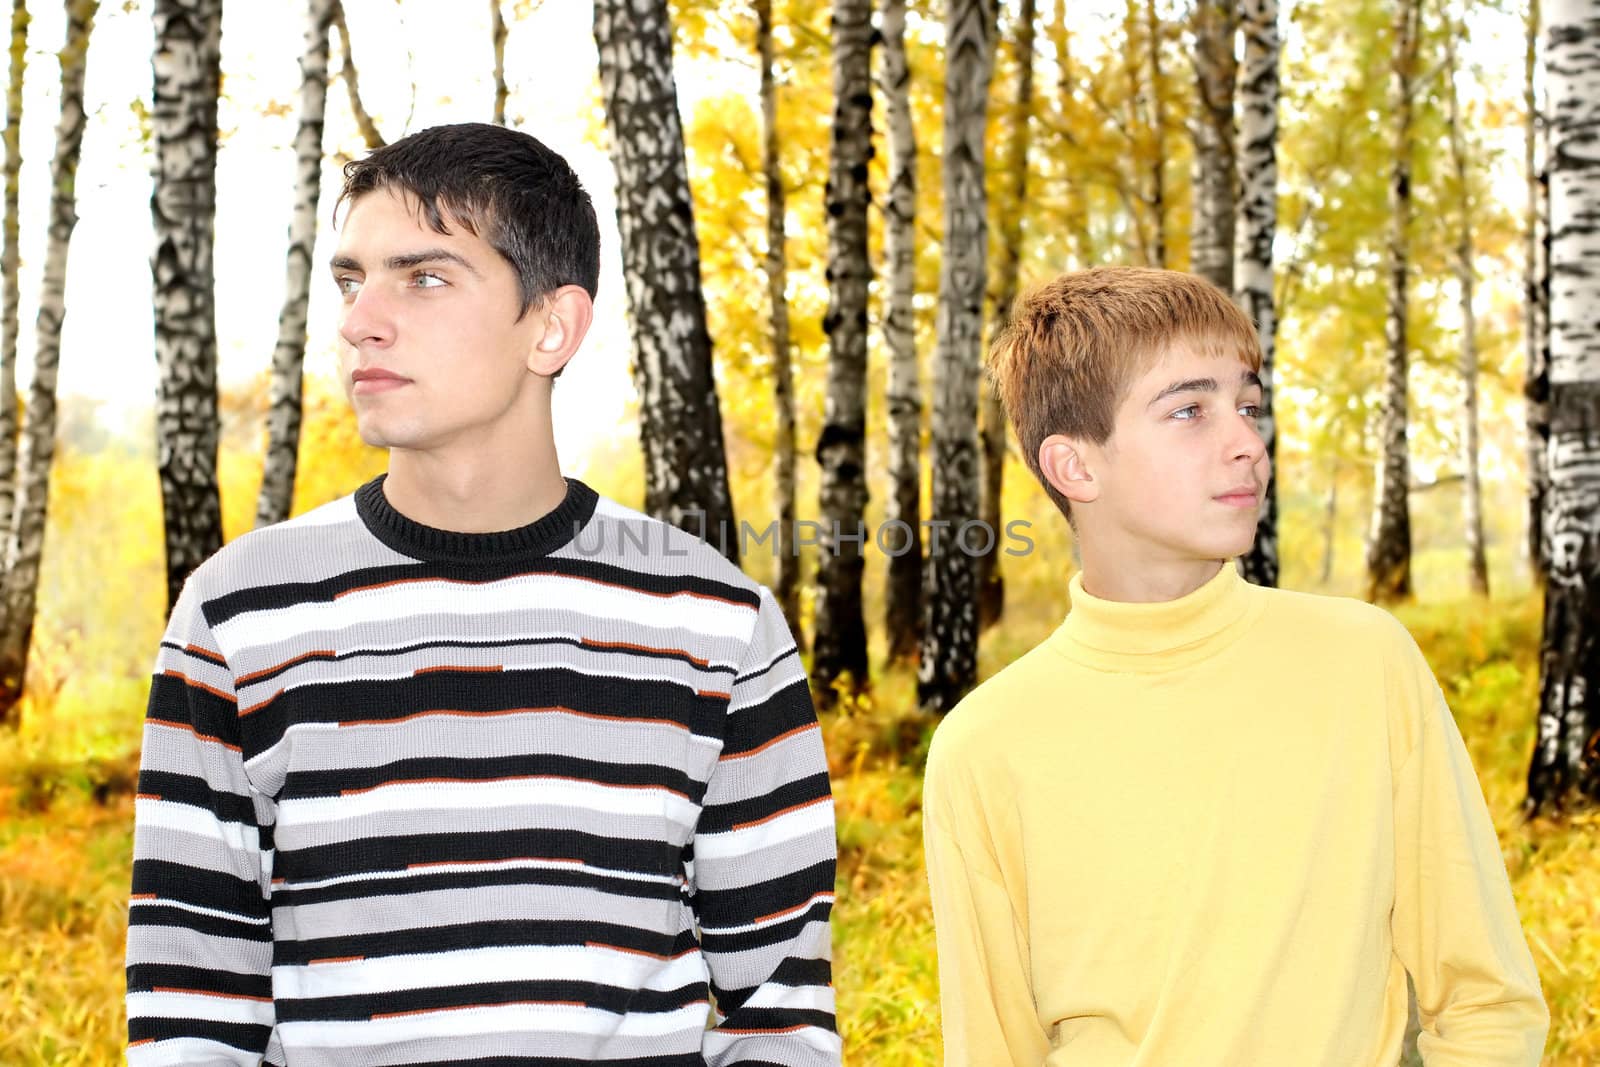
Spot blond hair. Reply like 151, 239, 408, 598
988, 267, 1264, 520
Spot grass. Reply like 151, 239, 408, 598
0, 784, 135, 1065
3, 581, 1597, 1063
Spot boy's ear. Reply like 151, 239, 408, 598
527, 285, 595, 377
1039, 434, 1100, 505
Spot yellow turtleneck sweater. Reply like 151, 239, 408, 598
923, 565, 1547, 1066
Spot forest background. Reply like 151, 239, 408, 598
1, 0, 1596, 1063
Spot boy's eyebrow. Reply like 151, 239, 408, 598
1147, 369, 1264, 407
1147, 376, 1217, 407
328, 248, 482, 277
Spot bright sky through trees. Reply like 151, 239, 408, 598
5, 0, 1531, 475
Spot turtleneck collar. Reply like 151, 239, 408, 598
354, 474, 598, 564
1051, 561, 1263, 673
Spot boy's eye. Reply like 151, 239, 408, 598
413, 271, 446, 288
334, 275, 361, 295
1239, 403, 1262, 418
1171, 404, 1200, 420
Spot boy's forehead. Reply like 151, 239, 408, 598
335, 188, 482, 255
1117, 345, 1258, 412
1138, 342, 1257, 385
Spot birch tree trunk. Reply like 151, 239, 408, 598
491, 0, 507, 125
1444, 24, 1489, 597
758, 0, 800, 641
1365, 0, 1418, 605
1236, 0, 1279, 587
1191, 0, 1236, 291
151, 0, 223, 614
0, 0, 27, 546
1527, 0, 1551, 582
882, 0, 922, 662
1527, 0, 1600, 813
979, 0, 1034, 632
813, 0, 873, 699
256, 0, 334, 529
332, 0, 383, 149
0, 0, 95, 724
920, 0, 996, 714
594, 0, 738, 562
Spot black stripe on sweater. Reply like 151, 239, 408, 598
204, 554, 760, 627
274, 919, 698, 968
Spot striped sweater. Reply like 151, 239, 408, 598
125, 477, 840, 1066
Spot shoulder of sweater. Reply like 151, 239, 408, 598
1249, 582, 1415, 650
178, 494, 366, 599
583, 494, 762, 597
928, 634, 1069, 773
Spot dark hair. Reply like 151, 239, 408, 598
336, 122, 600, 318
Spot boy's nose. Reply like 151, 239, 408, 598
1232, 413, 1268, 464
339, 287, 395, 349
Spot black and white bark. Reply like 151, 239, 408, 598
1526, 0, 1600, 813
1365, 0, 1419, 605
813, 0, 873, 700
1235, 0, 1279, 587
1444, 22, 1489, 597
979, 0, 1034, 631
1527, 0, 1551, 581
757, 0, 800, 640
151, 0, 223, 614
491, 0, 507, 125
256, 0, 335, 529
0, 0, 95, 724
919, 0, 996, 714
594, 0, 738, 561
0, 0, 27, 546
332, 0, 384, 149
1191, 0, 1236, 291
882, 0, 922, 662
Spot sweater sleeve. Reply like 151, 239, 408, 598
1385, 622, 1549, 1065
922, 735, 1050, 1067
695, 587, 840, 1067
126, 578, 277, 1064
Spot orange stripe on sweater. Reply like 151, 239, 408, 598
161, 670, 235, 704
237, 650, 335, 684
580, 638, 710, 667
150, 987, 272, 1003
720, 723, 818, 762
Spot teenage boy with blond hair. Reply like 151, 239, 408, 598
923, 267, 1547, 1065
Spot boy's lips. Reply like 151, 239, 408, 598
351, 367, 410, 394
1215, 485, 1260, 508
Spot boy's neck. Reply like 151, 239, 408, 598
1076, 551, 1228, 604
382, 438, 568, 535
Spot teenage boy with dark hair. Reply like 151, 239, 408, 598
125, 123, 839, 1066
923, 267, 1547, 1065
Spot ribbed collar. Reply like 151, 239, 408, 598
1051, 562, 1262, 673
354, 474, 599, 564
